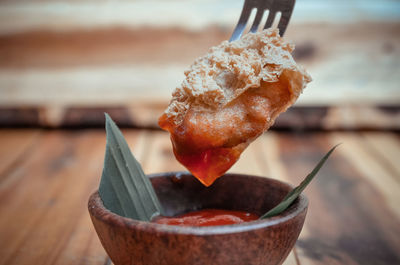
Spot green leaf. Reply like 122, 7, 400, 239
99, 113, 163, 221
260, 144, 340, 219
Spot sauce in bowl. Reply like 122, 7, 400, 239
153, 209, 259, 227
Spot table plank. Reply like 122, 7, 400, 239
274, 133, 400, 265
1, 129, 399, 265
142, 131, 186, 174
330, 133, 400, 219
0, 130, 145, 265
0, 130, 102, 265
228, 136, 267, 176
361, 132, 400, 179
0, 129, 41, 178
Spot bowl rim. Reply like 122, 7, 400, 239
88, 172, 308, 236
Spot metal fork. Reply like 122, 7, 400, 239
230, 0, 296, 41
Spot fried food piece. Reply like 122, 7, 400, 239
159, 29, 311, 186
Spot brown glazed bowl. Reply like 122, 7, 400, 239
88, 172, 308, 265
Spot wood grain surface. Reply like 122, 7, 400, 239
0, 129, 399, 265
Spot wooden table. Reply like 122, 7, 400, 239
0, 129, 399, 265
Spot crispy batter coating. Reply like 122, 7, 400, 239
159, 29, 311, 186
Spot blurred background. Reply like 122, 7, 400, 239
0, 0, 399, 129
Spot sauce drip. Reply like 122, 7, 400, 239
159, 80, 295, 187
152, 209, 259, 227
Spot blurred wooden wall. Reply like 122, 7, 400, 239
0, 0, 399, 129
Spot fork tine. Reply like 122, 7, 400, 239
277, 11, 291, 36
276, 0, 295, 36
249, 8, 265, 33
229, 0, 254, 41
231, 0, 295, 40
263, 10, 277, 30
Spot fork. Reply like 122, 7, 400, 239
230, 0, 296, 41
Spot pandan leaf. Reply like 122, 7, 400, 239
260, 144, 339, 219
99, 113, 163, 221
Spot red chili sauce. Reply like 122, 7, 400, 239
153, 209, 259, 227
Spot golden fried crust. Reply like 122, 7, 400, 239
159, 29, 311, 186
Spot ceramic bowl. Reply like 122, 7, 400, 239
88, 172, 308, 265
